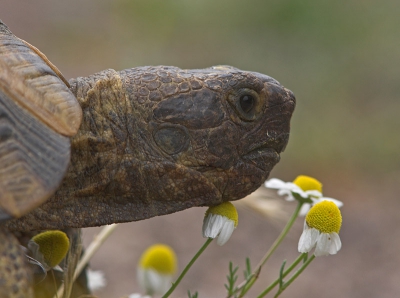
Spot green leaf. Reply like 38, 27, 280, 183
225, 261, 239, 295
243, 257, 252, 280
279, 260, 287, 289
187, 290, 199, 298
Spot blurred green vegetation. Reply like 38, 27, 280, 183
4, 0, 399, 179
111, 0, 400, 179
2, 2, 400, 297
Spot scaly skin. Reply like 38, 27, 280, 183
7, 65, 295, 232
0, 227, 33, 298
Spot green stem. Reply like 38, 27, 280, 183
236, 202, 303, 298
163, 238, 213, 298
274, 254, 315, 298
256, 253, 307, 298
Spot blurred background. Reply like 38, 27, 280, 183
2, 0, 399, 297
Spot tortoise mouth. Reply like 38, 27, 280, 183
240, 144, 281, 172
242, 147, 280, 161
240, 133, 289, 171
241, 132, 289, 157
242, 145, 279, 160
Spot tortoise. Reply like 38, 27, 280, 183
0, 19, 295, 296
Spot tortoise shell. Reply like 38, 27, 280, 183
0, 20, 82, 220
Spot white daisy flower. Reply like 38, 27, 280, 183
265, 175, 343, 216
265, 177, 322, 200
28, 230, 70, 271
298, 200, 342, 256
128, 294, 151, 298
202, 202, 239, 246
137, 244, 177, 296
87, 269, 107, 292
297, 196, 343, 217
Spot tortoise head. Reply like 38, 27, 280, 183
5, 65, 295, 230
131, 66, 295, 211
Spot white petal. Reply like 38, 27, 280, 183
129, 294, 151, 298
216, 220, 235, 246
128, 294, 143, 298
284, 182, 301, 190
202, 214, 224, 238
277, 189, 295, 201
27, 240, 51, 271
87, 269, 106, 291
310, 228, 320, 244
298, 226, 319, 253
137, 267, 172, 295
265, 178, 286, 189
291, 188, 309, 198
157, 273, 173, 294
305, 190, 323, 198
137, 267, 149, 294
314, 233, 335, 256
298, 230, 310, 253
321, 197, 343, 208
329, 232, 342, 254
211, 215, 225, 237
299, 203, 311, 216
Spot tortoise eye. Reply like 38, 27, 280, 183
239, 94, 255, 114
227, 88, 263, 121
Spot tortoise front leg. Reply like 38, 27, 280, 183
0, 227, 33, 298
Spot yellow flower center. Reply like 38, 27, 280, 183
32, 230, 70, 268
139, 244, 177, 274
306, 201, 342, 233
205, 202, 239, 227
293, 175, 323, 193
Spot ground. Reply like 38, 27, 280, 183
83, 173, 400, 298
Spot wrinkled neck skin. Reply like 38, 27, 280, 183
7, 66, 295, 232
